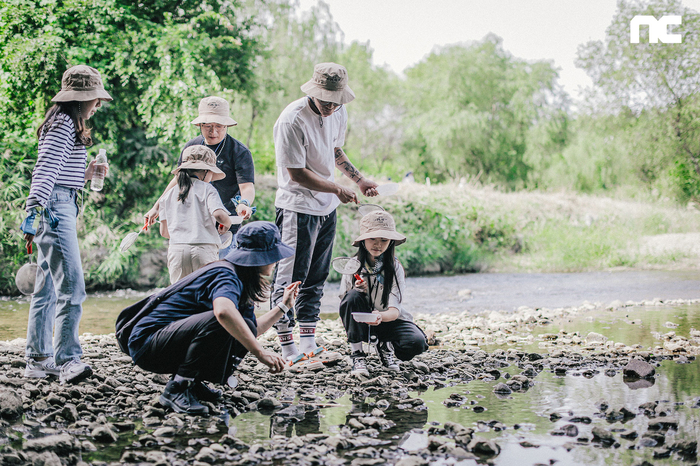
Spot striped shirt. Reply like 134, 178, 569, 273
26, 113, 87, 211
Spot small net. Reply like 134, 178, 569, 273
358, 204, 384, 217
331, 257, 361, 275
119, 231, 140, 253
376, 182, 399, 196
15, 263, 45, 296
230, 216, 244, 225
220, 231, 233, 249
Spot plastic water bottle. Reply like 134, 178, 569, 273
91, 149, 107, 191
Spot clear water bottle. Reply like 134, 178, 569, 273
91, 149, 107, 191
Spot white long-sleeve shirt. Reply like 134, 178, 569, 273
339, 258, 414, 322
26, 113, 87, 210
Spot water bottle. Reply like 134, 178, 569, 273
91, 149, 107, 191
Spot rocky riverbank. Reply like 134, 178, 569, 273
1, 299, 699, 465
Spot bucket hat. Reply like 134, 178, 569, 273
224, 222, 295, 266
52, 65, 113, 102
300, 63, 355, 105
190, 96, 237, 126
352, 210, 406, 247
172, 145, 226, 181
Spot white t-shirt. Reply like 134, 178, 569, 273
273, 97, 347, 216
159, 179, 227, 245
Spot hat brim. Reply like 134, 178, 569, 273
301, 81, 355, 105
224, 242, 295, 267
172, 161, 226, 182
191, 115, 237, 126
352, 230, 406, 247
52, 88, 113, 102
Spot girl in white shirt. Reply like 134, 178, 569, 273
338, 211, 428, 376
160, 145, 232, 283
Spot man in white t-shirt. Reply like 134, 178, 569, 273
271, 63, 378, 362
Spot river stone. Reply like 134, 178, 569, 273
395, 456, 429, 466
467, 437, 500, 456
25, 451, 62, 466
591, 427, 615, 445
648, 416, 678, 431
585, 332, 607, 344
92, 425, 118, 443
0, 390, 23, 420
671, 440, 697, 456
24, 433, 79, 454
153, 426, 177, 437
623, 358, 655, 379
493, 383, 511, 394
195, 447, 216, 463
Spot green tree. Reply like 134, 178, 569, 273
400, 34, 566, 187
576, 0, 700, 201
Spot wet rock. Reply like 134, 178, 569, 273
91, 425, 118, 443
591, 427, 615, 446
24, 433, 80, 454
653, 447, 673, 458
620, 429, 638, 440
395, 456, 429, 466
24, 451, 62, 466
624, 377, 655, 390
467, 437, 500, 456
605, 407, 635, 421
552, 424, 578, 437
585, 332, 608, 345
623, 358, 655, 379
493, 383, 511, 395
0, 390, 23, 420
671, 440, 697, 457
648, 416, 678, 431
258, 397, 282, 410
153, 426, 177, 437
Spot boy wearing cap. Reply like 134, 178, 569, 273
146, 96, 255, 257
270, 63, 378, 361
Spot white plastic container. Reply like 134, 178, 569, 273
91, 149, 108, 191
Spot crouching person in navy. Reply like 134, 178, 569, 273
116, 222, 299, 415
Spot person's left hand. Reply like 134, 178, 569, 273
85, 159, 109, 181
282, 281, 301, 310
236, 204, 253, 220
367, 310, 383, 326
358, 178, 379, 197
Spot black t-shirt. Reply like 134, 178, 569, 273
180, 134, 255, 220
128, 266, 256, 362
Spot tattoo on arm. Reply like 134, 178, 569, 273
335, 147, 363, 182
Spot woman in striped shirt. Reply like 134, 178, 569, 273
20, 65, 113, 384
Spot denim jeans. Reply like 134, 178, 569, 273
26, 185, 87, 365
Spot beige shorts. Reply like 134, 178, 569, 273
167, 243, 220, 284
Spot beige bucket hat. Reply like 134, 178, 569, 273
352, 210, 406, 247
300, 63, 355, 105
52, 65, 113, 102
190, 96, 237, 126
172, 145, 226, 181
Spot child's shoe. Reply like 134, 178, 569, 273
350, 351, 369, 376
378, 342, 400, 372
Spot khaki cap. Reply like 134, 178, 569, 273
172, 145, 226, 181
352, 210, 406, 247
190, 96, 237, 126
300, 63, 355, 105
51, 65, 113, 102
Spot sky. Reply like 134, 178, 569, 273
297, 0, 700, 101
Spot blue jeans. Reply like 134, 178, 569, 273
26, 185, 87, 365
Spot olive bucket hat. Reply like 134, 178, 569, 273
300, 63, 355, 105
172, 145, 226, 181
352, 210, 406, 247
191, 96, 237, 126
52, 65, 113, 102
224, 221, 295, 267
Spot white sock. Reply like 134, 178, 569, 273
299, 322, 318, 354
350, 342, 364, 354
276, 322, 301, 361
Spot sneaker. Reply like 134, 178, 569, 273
378, 342, 400, 372
59, 359, 93, 384
159, 380, 209, 415
24, 357, 60, 378
350, 351, 369, 376
192, 381, 222, 402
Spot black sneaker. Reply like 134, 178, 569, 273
378, 341, 400, 372
192, 381, 222, 402
159, 380, 209, 415
350, 351, 369, 376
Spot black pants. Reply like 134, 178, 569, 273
271, 208, 337, 324
134, 311, 255, 385
339, 289, 428, 361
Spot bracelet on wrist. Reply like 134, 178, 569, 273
277, 302, 289, 314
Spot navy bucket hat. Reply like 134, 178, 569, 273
224, 221, 294, 267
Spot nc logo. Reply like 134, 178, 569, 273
630, 15, 682, 43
